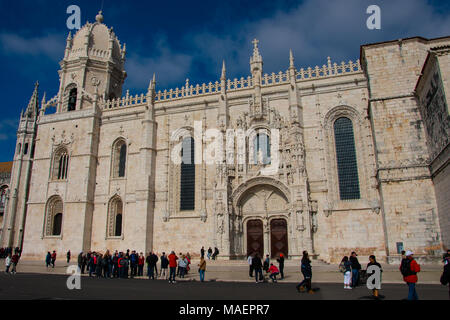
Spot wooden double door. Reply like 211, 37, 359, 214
246, 219, 288, 258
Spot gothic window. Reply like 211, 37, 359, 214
24, 143, 29, 155
52, 213, 63, 236
52, 147, 69, 180
252, 132, 271, 165
107, 196, 123, 237
180, 137, 195, 211
334, 117, 360, 200
0, 186, 8, 216
44, 196, 63, 237
68, 88, 77, 111
112, 139, 127, 178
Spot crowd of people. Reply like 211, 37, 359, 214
2, 245, 449, 299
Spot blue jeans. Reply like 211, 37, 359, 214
352, 269, 359, 287
255, 268, 263, 282
408, 282, 419, 300
169, 267, 176, 281
199, 269, 205, 282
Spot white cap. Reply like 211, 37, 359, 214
405, 250, 413, 256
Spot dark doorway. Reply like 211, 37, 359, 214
246, 219, 263, 258
270, 219, 288, 259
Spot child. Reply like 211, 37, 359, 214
340, 256, 352, 289
268, 263, 280, 283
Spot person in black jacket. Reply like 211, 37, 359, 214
441, 254, 450, 299
350, 251, 361, 287
277, 253, 285, 280
296, 251, 313, 294
252, 253, 263, 283
160, 252, 169, 280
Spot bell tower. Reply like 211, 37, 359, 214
57, 11, 127, 113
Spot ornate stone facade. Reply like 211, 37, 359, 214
1, 13, 448, 263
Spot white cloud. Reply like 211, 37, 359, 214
0, 32, 64, 61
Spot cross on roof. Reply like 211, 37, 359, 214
252, 38, 259, 49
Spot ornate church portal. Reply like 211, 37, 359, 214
235, 183, 291, 258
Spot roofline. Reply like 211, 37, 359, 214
359, 35, 450, 71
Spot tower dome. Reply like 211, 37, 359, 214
65, 11, 125, 64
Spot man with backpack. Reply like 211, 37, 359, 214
400, 251, 421, 300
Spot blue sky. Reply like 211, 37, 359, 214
0, 0, 449, 162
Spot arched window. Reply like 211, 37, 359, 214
252, 132, 271, 165
112, 139, 127, 178
52, 148, 69, 180
180, 137, 195, 211
334, 117, 360, 200
45, 196, 63, 237
108, 196, 123, 237
68, 88, 77, 111
24, 143, 29, 155
17, 143, 21, 155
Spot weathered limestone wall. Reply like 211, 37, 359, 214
362, 38, 449, 262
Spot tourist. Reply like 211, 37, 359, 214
263, 254, 270, 273
168, 251, 178, 283
112, 252, 119, 278
185, 252, 191, 274
95, 253, 103, 278
440, 253, 450, 299
200, 246, 205, 259
138, 252, 145, 277
367, 255, 382, 299
5, 253, 11, 273
198, 256, 206, 282
340, 256, 352, 289
252, 253, 263, 283
147, 251, 158, 280
178, 255, 188, 278
160, 252, 169, 280
102, 251, 111, 278
130, 250, 138, 278
207, 247, 212, 260
277, 253, 285, 280
77, 251, 83, 273
247, 253, 254, 277
296, 251, 313, 294
268, 263, 280, 283
88, 253, 95, 277
400, 251, 421, 300
51, 250, 57, 268
45, 252, 51, 268
212, 247, 219, 260
177, 252, 183, 276
350, 251, 361, 287
66, 250, 71, 264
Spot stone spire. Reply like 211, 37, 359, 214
221, 60, 226, 81
25, 81, 39, 119
289, 49, 295, 69
250, 38, 263, 82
